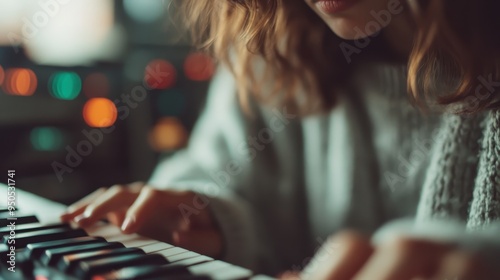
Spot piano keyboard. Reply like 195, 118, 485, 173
0, 184, 275, 280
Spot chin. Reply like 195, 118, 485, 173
323, 18, 383, 40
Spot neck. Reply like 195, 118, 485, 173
383, 12, 415, 60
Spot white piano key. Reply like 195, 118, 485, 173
167, 254, 213, 267
84, 223, 122, 238
0, 184, 66, 223
187, 260, 231, 274
208, 265, 252, 280
120, 237, 157, 248
139, 242, 173, 253
156, 246, 188, 257
250, 275, 277, 280
164, 250, 200, 263
106, 233, 139, 243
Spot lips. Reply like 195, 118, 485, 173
314, 0, 360, 14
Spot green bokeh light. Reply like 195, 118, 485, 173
49, 72, 82, 100
30, 127, 65, 151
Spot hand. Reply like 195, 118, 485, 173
282, 231, 499, 280
60, 182, 223, 258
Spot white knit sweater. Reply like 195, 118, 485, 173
149, 64, 500, 275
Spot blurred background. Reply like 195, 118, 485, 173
0, 0, 215, 204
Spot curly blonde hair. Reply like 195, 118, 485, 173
178, 0, 500, 114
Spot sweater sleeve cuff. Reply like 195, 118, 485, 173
372, 218, 500, 272
207, 194, 258, 270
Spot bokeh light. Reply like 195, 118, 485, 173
123, 0, 165, 23
30, 127, 65, 151
0, 65, 4, 86
2, 68, 37, 96
49, 72, 82, 100
144, 59, 176, 90
83, 98, 117, 127
156, 90, 185, 116
149, 117, 188, 151
83, 72, 110, 98
184, 52, 215, 81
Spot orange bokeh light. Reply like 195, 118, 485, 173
83, 98, 117, 127
0, 65, 4, 86
2, 68, 37, 96
184, 52, 215, 81
149, 117, 188, 151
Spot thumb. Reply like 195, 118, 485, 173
172, 229, 223, 258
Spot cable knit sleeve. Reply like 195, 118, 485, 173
468, 109, 500, 228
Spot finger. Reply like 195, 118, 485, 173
107, 210, 127, 227
172, 229, 223, 258
278, 271, 301, 280
302, 231, 373, 280
74, 185, 138, 227
353, 238, 452, 280
127, 181, 145, 192
60, 187, 107, 222
120, 187, 193, 234
433, 251, 491, 280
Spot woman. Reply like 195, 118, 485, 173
61, 0, 500, 278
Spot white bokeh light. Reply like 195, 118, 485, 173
1, 0, 121, 66
123, 0, 166, 23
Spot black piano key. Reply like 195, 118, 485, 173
166, 276, 212, 280
75, 253, 167, 279
0, 222, 70, 236
59, 247, 144, 273
2, 227, 87, 248
42, 241, 123, 266
96, 254, 213, 280
96, 264, 189, 280
135, 274, 213, 280
26, 236, 106, 260
0, 215, 38, 227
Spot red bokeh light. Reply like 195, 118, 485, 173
144, 59, 176, 90
184, 52, 215, 81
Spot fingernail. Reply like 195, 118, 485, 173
179, 220, 190, 231
172, 231, 181, 245
74, 214, 90, 226
121, 216, 135, 233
